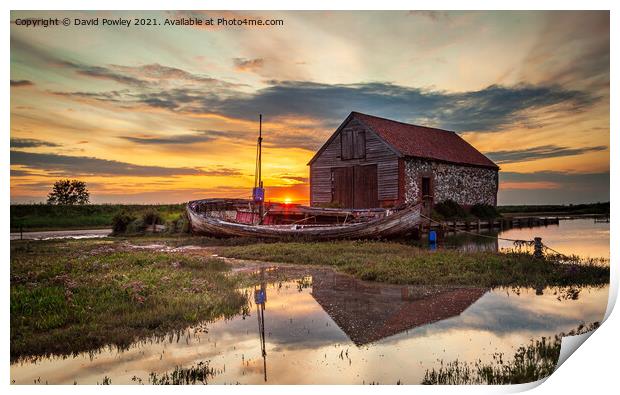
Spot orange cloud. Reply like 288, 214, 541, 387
500, 181, 561, 190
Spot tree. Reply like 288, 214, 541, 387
47, 179, 90, 205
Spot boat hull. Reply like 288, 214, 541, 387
187, 199, 422, 240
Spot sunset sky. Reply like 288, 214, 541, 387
10, 10, 609, 205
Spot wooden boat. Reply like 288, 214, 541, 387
186, 198, 423, 240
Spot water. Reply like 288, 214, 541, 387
9, 229, 111, 241
10, 266, 608, 385
440, 218, 609, 260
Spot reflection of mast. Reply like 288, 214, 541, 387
254, 267, 267, 382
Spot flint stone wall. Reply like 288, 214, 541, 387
404, 158, 498, 206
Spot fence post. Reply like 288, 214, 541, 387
534, 237, 543, 259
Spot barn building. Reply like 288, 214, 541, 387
308, 112, 499, 209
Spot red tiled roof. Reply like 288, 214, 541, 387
352, 112, 499, 169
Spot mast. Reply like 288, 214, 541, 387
253, 114, 265, 223
258, 114, 262, 189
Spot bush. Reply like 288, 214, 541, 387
126, 218, 146, 234
178, 210, 191, 234
470, 203, 500, 219
111, 211, 136, 234
142, 209, 163, 227
434, 199, 467, 219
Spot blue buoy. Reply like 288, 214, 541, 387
429, 230, 437, 244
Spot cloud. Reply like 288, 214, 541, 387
10, 79, 33, 87
10, 150, 241, 177
520, 12, 609, 90
10, 169, 37, 177
10, 138, 60, 148
119, 130, 249, 146
277, 174, 308, 184
408, 11, 451, 21
80, 80, 594, 133
109, 63, 237, 89
56, 60, 149, 87
486, 145, 607, 164
11, 36, 235, 90
198, 167, 243, 176
233, 57, 264, 72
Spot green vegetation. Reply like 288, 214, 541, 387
218, 241, 609, 287
432, 200, 499, 221
147, 361, 217, 385
46, 179, 90, 205
470, 203, 500, 219
433, 199, 468, 219
422, 322, 599, 384
10, 204, 185, 232
498, 202, 609, 216
10, 238, 248, 361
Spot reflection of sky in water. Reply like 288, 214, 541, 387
498, 218, 609, 259
11, 271, 608, 385
442, 218, 609, 260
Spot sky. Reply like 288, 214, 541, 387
10, 10, 610, 205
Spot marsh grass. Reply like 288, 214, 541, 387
218, 241, 609, 287
422, 322, 600, 384
10, 239, 248, 361
147, 361, 217, 385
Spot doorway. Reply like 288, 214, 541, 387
331, 165, 378, 209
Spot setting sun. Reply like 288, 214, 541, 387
284, 197, 292, 204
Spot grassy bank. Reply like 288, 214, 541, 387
217, 241, 609, 288
10, 204, 185, 232
10, 238, 247, 361
422, 322, 599, 384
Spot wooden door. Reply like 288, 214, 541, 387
332, 167, 353, 208
332, 165, 378, 208
354, 164, 378, 208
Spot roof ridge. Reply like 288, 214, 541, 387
351, 111, 457, 135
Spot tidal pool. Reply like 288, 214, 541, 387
10, 266, 608, 385
440, 218, 609, 260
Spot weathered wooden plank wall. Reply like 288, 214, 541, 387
310, 118, 399, 206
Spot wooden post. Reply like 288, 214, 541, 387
20, 225, 23, 240
534, 237, 543, 259
477, 219, 481, 232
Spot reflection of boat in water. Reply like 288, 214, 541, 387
309, 270, 487, 345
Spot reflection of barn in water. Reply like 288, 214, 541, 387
309, 270, 487, 346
